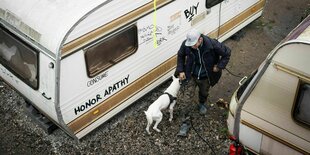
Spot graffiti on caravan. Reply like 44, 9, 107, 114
168, 24, 180, 36
184, 2, 199, 22
87, 71, 108, 87
74, 74, 130, 115
138, 24, 163, 45
74, 94, 102, 115
104, 74, 129, 97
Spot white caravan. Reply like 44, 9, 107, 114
227, 15, 310, 154
0, 0, 265, 139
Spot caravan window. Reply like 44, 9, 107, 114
293, 83, 310, 127
0, 26, 38, 89
206, 0, 223, 8
85, 25, 138, 77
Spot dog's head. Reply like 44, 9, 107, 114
165, 75, 181, 96
172, 75, 181, 85
173, 74, 187, 86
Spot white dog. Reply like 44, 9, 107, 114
144, 75, 180, 134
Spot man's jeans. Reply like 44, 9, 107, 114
194, 77, 210, 104
179, 77, 210, 123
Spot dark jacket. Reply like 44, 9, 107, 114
176, 35, 231, 86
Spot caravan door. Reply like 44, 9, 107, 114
0, 24, 58, 124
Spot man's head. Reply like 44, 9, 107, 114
185, 29, 203, 49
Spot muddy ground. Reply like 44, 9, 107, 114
0, 0, 309, 154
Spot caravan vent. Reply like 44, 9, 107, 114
3, 10, 41, 41
191, 11, 206, 26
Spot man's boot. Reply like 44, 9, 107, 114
177, 116, 191, 137
198, 103, 207, 114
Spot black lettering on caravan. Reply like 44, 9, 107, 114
74, 94, 102, 115
75, 75, 130, 115
184, 2, 199, 22
87, 71, 108, 87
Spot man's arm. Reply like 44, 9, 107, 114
211, 39, 231, 70
176, 41, 187, 80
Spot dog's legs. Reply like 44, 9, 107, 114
169, 101, 176, 122
145, 111, 152, 135
146, 121, 151, 135
153, 113, 163, 133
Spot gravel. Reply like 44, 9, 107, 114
0, 80, 230, 154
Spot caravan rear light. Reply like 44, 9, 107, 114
229, 136, 243, 155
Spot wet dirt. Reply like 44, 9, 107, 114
0, 0, 309, 154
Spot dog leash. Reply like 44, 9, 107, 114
178, 79, 217, 155
179, 79, 188, 97
224, 68, 243, 78
190, 118, 217, 155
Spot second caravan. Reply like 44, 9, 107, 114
0, 0, 265, 139
227, 15, 310, 154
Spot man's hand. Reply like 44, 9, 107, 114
179, 72, 186, 81
213, 65, 220, 72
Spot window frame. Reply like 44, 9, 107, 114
84, 25, 138, 78
205, 0, 224, 9
236, 69, 258, 101
0, 25, 39, 89
292, 81, 310, 128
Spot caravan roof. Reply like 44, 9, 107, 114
271, 15, 310, 78
0, 0, 151, 55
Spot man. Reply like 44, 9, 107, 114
176, 29, 231, 136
